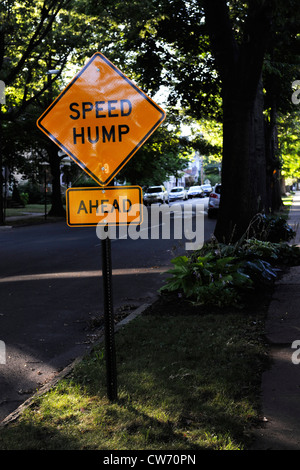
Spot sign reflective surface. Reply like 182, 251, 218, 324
37, 53, 166, 186
66, 186, 143, 226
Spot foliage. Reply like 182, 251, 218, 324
19, 192, 29, 206
205, 238, 300, 266
102, 0, 299, 240
247, 214, 296, 243
18, 181, 49, 204
239, 239, 280, 261
160, 252, 253, 307
0, 0, 101, 219
95, 0, 221, 121
0, 0, 101, 113
0, 0, 299, 226
278, 111, 300, 181
118, 117, 194, 186
160, 235, 300, 307
1, 0, 214, 190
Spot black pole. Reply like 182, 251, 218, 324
44, 169, 47, 220
101, 228, 117, 401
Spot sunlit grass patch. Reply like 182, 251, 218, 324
0, 306, 268, 451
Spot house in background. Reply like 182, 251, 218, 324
164, 152, 202, 191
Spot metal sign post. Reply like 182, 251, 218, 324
101, 226, 117, 401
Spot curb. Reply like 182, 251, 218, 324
0, 300, 155, 428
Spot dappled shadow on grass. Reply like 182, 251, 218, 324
0, 422, 82, 450
70, 290, 271, 450
0, 287, 271, 450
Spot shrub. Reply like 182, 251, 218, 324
247, 214, 296, 242
20, 192, 29, 206
160, 253, 253, 307
160, 237, 300, 308
18, 182, 43, 204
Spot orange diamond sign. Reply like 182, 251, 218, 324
37, 52, 166, 186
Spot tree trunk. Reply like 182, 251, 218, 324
0, 112, 3, 225
203, 0, 272, 243
214, 79, 268, 242
47, 141, 65, 217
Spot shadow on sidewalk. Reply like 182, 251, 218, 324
251, 191, 300, 450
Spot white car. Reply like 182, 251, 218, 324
168, 186, 187, 203
208, 184, 221, 218
201, 183, 213, 196
143, 185, 168, 205
187, 185, 204, 199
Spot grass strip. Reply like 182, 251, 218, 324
5, 204, 46, 217
0, 295, 269, 451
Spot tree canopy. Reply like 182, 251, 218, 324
0, 0, 299, 239
94, 0, 299, 240
0, 0, 96, 220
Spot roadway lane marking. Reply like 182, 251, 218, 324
0, 266, 170, 283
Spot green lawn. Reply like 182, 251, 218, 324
5, 204, 45, 217
282, 195, 294, 207
0, 294, 269, 451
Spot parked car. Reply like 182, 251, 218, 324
168, 186, 187, 203
208, 184, 221, 218
143, 185, 168, 205
187, 185, 204, 199
201, 183, 213, 196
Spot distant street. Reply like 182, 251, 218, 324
0, 197, 216, 421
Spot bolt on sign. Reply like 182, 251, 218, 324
37, 52, 166, 186
66, 186, 143, 227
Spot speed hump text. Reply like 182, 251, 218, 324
37, 53, 165, 186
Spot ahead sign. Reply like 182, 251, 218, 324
37, 52, 166, 186
66, 186, 143, 227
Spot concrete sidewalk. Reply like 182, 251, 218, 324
252, 191, 300, 450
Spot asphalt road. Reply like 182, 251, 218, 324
0, 198, 216, 422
